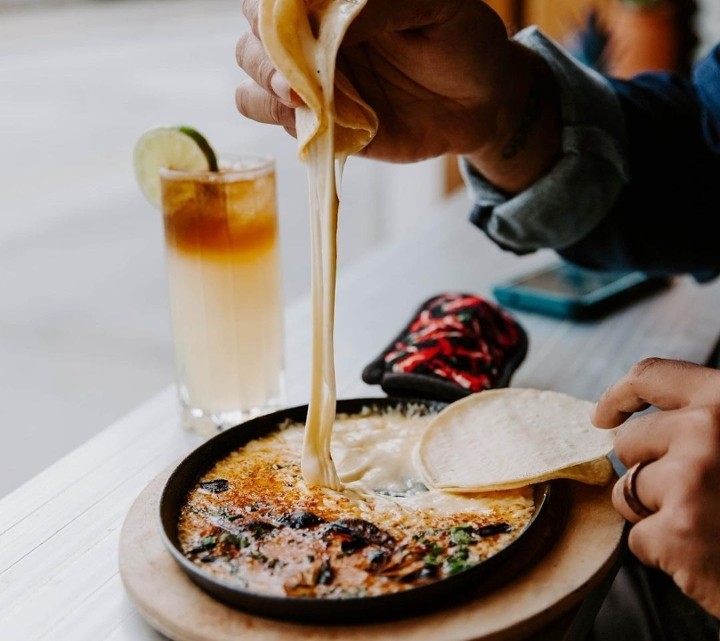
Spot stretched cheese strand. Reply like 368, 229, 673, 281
301, 110, 342, 489
259, 0, 377, 490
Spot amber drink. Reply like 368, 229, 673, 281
159, 155, 285, 436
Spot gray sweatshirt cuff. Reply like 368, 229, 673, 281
462, 26, 629, 252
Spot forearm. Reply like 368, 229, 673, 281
464, 42, 562, 194
462, 27, 628, 255
464, 29, 720, 282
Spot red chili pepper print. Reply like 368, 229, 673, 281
383, 293, 524, 393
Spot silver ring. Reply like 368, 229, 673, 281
623, 460, 654, 519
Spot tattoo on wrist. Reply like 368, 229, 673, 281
501, 71, 549, 160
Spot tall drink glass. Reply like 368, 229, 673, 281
159, 154, 285, 436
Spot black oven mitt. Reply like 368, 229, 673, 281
362, 293, 528, 402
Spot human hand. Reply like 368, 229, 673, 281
592, 357, 720, 617
235, 0, 560, 191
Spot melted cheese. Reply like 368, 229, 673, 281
302, 117, 341, 488
331, 411, 534, 519
260, 0, 377, 489
178, 408, 536, 598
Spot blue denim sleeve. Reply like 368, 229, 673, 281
559, 51, 720, 281
462, 27, 629, 254
464, 28, 720, 282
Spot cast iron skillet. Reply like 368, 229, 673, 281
159, 397, 569, 624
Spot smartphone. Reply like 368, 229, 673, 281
492, 262, 670, 320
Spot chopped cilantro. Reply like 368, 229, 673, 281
219, 533, 250, 548
422, 542, 444, 565
200, 535, 217, 550
446, 547, 471, 574
450, 526, 474, 545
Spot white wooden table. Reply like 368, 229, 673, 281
3, 203, 720, 640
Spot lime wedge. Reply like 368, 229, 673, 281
133, 125, 219, 208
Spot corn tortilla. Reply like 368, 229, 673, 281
417, 388, 616, 492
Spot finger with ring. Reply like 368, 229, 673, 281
622, 460, 655, 519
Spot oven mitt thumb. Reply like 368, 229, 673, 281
362, 293, 528, 402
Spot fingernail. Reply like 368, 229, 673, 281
271, 72, 294, 105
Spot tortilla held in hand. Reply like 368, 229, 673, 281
259, 0, 378, 161
417, 388, 616, 492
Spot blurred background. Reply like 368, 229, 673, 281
1, 0, 717, 498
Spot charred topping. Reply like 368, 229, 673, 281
367, 548, 391, 569
187, 516, 514, 577
277, 511, 326, 529
187, 535, 217, 554
322, 518, 395, 549
405, 565, 439, 583
378, 546, 427, 580
476, 522, 513, 537
183, 471, 523, 596
317, 559, 334, 586
199, 479, 229, 493
246, 520, 277, 538
284, 557, 334, 596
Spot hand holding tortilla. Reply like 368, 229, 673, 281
237, 0, 559, 190
258, 0, 377, 161
592, 358, 720, 618
417, 388, 616, 492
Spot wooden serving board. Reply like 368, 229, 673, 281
119, 467, 625, 641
